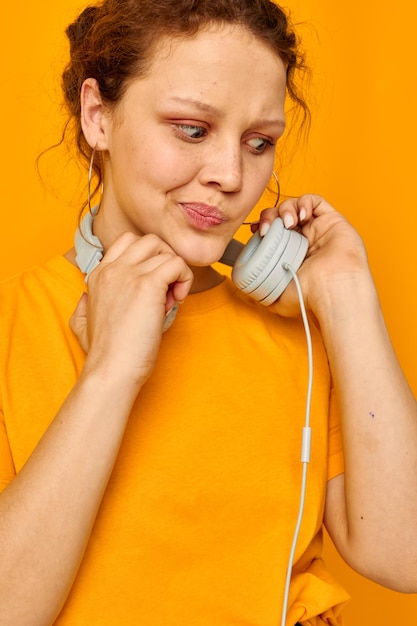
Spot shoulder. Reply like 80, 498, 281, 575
0, 256, 85, 329
0, 255, 84, 297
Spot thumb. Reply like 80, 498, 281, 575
69, 292, 89, 353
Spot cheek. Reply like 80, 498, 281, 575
130, 139, 198, 191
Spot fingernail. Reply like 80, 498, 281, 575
299, 208, 307, 222
283, 213, 295, 229
163, 304, 179, 332
259, 222, 270, 237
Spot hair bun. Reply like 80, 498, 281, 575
66, 6, 100, 52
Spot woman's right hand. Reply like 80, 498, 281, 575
70, 231, 194, 388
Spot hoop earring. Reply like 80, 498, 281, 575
272, 171, 281, 208
87, 147, 104, 214
242, 171, 281, 227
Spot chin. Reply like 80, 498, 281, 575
175, 238, 227, 267
185, 255, 222, 268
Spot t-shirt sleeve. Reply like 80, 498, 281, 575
0, 408, 16, 494
327, 384, 344, 481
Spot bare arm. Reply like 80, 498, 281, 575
321, 270, 417, 592
0, 370, 139, 626
262, 197, 417, 591
0, 233, 193, 626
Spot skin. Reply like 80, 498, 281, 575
1, 22, 417, 626
264, 196, 417, 590
81, 25, 287, 290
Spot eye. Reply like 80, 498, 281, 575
176, 124, 208, 141
246, 137, 275, 154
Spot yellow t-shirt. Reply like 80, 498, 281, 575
0, 256, 349, 625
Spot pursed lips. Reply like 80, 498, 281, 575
178, 202, 228, 229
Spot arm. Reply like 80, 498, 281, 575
0, 233, 193, 626
261, 197, 417, 591
320, 270, 417, 592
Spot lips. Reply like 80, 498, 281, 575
179, 202, 228, 230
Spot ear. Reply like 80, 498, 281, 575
80, 78, 110, 150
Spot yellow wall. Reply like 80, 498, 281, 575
2, 1, 416, 622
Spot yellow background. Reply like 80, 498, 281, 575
1, 1, 416, 623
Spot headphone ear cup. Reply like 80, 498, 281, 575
231, 218, 308, 305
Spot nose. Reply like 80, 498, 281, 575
198, 138, 243, 193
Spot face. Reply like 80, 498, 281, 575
94, 24, 287, 267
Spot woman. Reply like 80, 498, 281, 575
0, 1, 416, 625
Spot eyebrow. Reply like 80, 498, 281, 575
169, 96, 220, 115
168, 96, 285, 130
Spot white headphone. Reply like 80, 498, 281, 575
220, 218, 308, 305
75, 210, 308, 312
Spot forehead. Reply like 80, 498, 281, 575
152, 23, 286, 80
137, 24, 287, 116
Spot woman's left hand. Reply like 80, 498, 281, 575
255, 194, 370, 317
257, 196, 417, 592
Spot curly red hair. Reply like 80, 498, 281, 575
62, 0, 309, 185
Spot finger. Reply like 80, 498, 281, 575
95, 246, 193, 295
296, 194, 326, 221
99, 251, 193, 314
150, 255, 194, 305
98, 232, 178, 269
90, 233, 192, 290
171, 274, 194, 305
257, 206, 280, 237
278, 194, 324, 228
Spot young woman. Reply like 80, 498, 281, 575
0, 1, 416, 625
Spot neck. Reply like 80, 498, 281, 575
188, 265, 225, 293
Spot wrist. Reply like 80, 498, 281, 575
79, 356, 147, 400
311, 269, 381, 328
